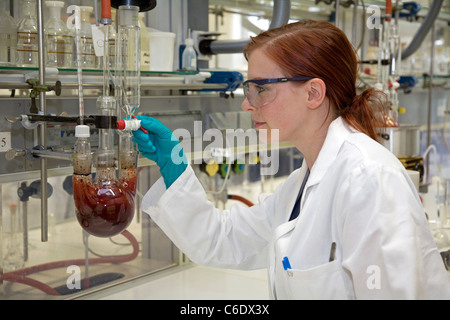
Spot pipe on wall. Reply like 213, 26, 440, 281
36, 0, 48, 242
200, 0, 291, 55
401, 0, 443, 60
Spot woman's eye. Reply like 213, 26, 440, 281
256, 85, 265, 93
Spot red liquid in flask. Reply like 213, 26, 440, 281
73, 169, 137, 238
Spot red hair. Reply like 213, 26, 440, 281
244, 20, 386, 141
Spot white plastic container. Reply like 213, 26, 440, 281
148, 31, 175, 71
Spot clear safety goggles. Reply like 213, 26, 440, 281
243, 76, 313, 108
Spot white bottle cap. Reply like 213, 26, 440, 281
185, 38, 194, 46
75, 125, 90, 138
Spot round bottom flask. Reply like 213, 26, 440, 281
73, 166, 137, 238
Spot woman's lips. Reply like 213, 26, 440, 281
253, 121, 266, 129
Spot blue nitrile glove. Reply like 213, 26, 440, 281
132, 115, 188, 188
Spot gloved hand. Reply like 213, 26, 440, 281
132, 115, 187, 188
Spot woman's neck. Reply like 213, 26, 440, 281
294, 107, 337, 170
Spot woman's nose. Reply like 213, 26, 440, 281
241, 97, 256, 113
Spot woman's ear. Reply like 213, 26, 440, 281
306, 78, 326, 110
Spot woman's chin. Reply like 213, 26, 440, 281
258, 128, 280, 144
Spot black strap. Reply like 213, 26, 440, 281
289, 169, 310, 221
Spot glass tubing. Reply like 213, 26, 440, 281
72, 4, 140, 237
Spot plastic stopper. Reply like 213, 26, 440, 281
75, 125, 90, 138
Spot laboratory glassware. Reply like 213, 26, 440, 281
78, 6, 96, 69
3, 204, 25, 272
182, 33, 197, 71
139, 13, 150, 70
0, 2, 18, 66
45, 1, 73, 68
16, 0, 38, 67
116, 5, 141, 118
99, 9, 117, 70
71, 4, 139, 237
72, 122, 138, 238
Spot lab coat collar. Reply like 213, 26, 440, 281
306, 117, 355, 188
282, 117, 354, 223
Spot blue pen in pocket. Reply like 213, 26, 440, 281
282, 257, 291, 270
282, 257, 293, 277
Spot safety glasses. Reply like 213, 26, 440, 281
243, 76, 313, 108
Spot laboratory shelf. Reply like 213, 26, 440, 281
0, 66, 228, 92
0, 65, 198, 75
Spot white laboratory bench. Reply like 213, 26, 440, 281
81, 264, 270, 300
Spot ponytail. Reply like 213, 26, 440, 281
341, 88, 388, 142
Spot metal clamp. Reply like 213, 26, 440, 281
5, 149, 28, 161
26, 79, 62, 113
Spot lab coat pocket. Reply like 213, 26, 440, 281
285, 260, 348, 300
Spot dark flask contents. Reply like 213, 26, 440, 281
73, 167, 137, 238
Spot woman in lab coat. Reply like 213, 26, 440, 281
133, 20, 450, 299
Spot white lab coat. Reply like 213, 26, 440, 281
141, 117, 450, 299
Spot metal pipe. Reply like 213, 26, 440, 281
201, 0, 291, 55
401, 0, 443, 60
31, 150, 74, 161
269, 0, 291, 30
335, 0, 341, 27
0, 83, 32, 90
5, 148, 73, 161
426, 22, 435, 188
37, 0, 48, 242
351, 0, 358, 47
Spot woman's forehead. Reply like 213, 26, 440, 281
247, 49, 284, 79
